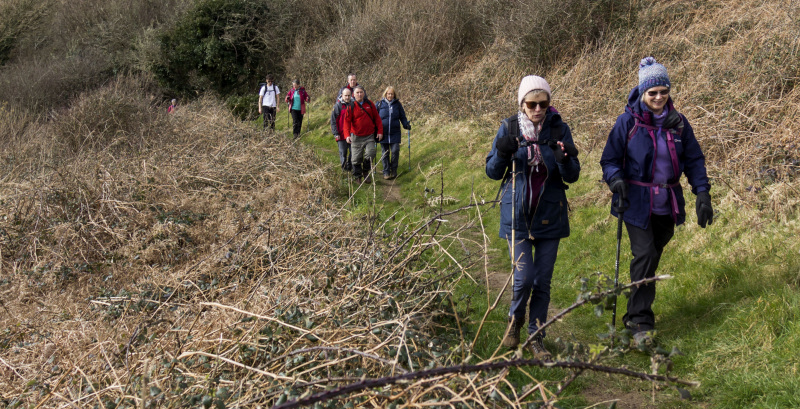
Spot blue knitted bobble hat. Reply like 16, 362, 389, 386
638, 57, 670, 95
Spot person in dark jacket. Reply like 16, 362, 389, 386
600, 57, 713, 345
343, 85, 383, 184
486, 75, 581, 359
284, 79, 311, 139
331, 88, 354, 171
376, 86, 410, 180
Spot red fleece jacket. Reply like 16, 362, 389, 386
342, 99, 383, 138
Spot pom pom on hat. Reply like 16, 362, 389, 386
638, 57, 670, 95
517, 75, 551, 107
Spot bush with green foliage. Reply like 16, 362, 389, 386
154, 0, 284, 97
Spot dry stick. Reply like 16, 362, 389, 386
272, 356, 698, 409
520, 275, 672, 351
265, 346, 404, 373
469, 251, 520, 351
201, 302, 330, 344
177, 351, 293, 381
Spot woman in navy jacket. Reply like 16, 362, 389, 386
600, 57, 713, 345
377, 86, 410, 180
485, 75, 580, 359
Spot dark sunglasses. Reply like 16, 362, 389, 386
524, 100, 550, 110
646, 89, 670, 97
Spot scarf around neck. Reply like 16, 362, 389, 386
517, 111, 543, 168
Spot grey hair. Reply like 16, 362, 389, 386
353, 85, 366, 92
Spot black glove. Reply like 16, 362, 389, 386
548, 140, 579, 164
608, 177, 628, 212
495, 135, 518, 160
405, 123, 412, 130
696, 191, 713, 228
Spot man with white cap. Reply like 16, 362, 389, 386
485, 75, 581, 359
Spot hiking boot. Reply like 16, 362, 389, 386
364, 174, 372, 184
501, 317, 524, 349
526, 334, 552, 361
383, 173, 392, 180
633, 330, 655, 347
391, 171, 397, 179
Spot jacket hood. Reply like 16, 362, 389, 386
625, 86, 675, 125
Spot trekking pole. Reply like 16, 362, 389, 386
611, 196, 625, 336
407, 121, 412, 172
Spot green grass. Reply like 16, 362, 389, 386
275, 99, 800, 408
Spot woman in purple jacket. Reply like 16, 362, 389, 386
600, 57, 714, 345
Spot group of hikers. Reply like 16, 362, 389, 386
486, 57, 714, 360
257, 57, 714, 361
257, 73, 410, 183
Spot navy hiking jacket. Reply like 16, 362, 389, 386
376, 98, 410, 145
485, 109, 581, 241
600, 86, 710, 229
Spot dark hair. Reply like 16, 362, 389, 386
266, 74, 274, 81
292, 79, 300, 85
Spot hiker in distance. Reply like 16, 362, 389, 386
331, 88, 354, 172
485, 75, 581, 360
600, 57, 713, 345
258, 75, 280, 130
285, 79, 311, 139
337, 73, 364, 101
167, 98, 177, 113
377, 86, 410, 180
343, 85, 383, 184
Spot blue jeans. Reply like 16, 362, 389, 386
380, 142, 400, 175
508, 238, 560, 337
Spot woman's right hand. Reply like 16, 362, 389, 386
495, 135, 518, 159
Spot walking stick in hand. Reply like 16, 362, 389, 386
611, 195, 626, 340
407, 121, 412, 172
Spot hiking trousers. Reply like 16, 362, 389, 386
262, 107, 276, 130
350, 136, 376, 178
337, 140, 352, 171
508, 237, 560, 337
623, 214, 675, 331
380, 142, 400, 175
291, 109, 303, 137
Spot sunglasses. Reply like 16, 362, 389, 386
524, 100, 550, 110
646, 89, 670, 97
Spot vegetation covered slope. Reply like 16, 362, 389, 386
1, 0, 799, 407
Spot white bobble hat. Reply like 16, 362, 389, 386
517, 75, 551, 106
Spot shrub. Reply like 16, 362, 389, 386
153, 0, 286, 97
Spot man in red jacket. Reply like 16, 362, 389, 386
343, 85, 383, 183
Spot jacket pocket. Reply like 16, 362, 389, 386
534, 189, 566, 236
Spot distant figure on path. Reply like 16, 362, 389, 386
167, 99, 177, 113
331, 88, 354, 172
284, 79, 310, 139
258, 75, 280, 130
376, 86, 410, 180
342, 85, 383, 184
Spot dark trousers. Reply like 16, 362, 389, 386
262, 107, 276, 130
337, 140, 352, 171
508, 237, 560, 337
623, 214, 675, 331
380, 142, 400, 175
290, 109, 303, 137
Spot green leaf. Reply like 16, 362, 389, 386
676, 387, 692, 400
594, 304, 604, 317
149, 386, 162, 397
